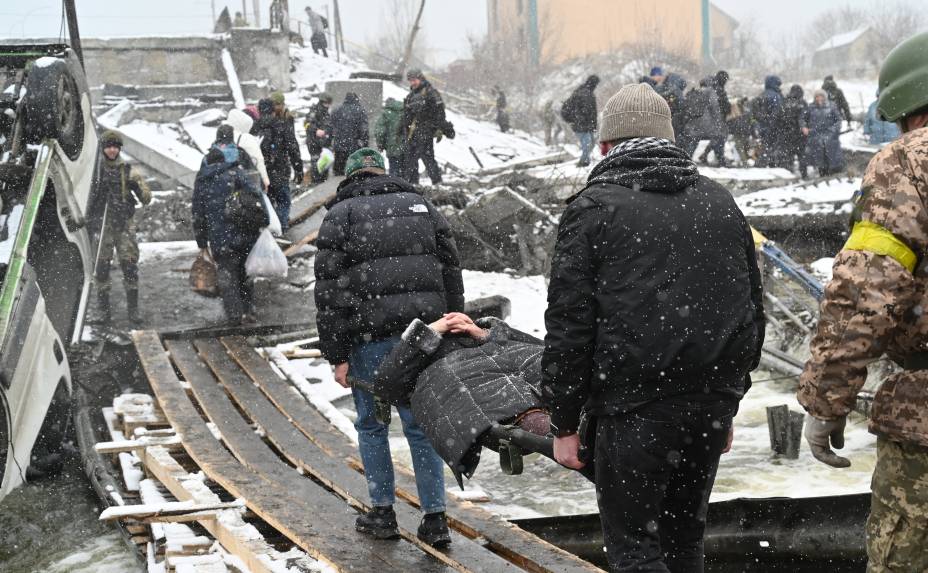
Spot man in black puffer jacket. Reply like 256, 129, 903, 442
561, 74, 600, 167
314, 147, 464, 548
542, 83, 765, 573
330, 92, 369, 176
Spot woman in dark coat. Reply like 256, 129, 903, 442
802, 90, 845, 176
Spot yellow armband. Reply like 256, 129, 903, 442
843, 220, 917, 273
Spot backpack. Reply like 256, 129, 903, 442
560, 94, 577, 124
221, 146, 268, 232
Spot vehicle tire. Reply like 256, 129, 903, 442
22, 58, 84, 161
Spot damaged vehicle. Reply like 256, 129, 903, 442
0, 42, 103, 500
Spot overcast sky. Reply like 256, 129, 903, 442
0, 0, 889, 66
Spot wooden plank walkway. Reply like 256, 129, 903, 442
133, 330, 603, 573
134, 331, 451, 573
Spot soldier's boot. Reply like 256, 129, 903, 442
97, 290, 111, 323
126, 288, 141, 324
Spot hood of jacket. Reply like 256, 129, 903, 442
787, 84, 804, 100
582, 141, 699, 196
764, 75, 782, 91
384, 98, 404, 112
225, 108, 254, 134
329, 172, 417, 207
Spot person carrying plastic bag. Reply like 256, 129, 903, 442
192, 125, 268, 325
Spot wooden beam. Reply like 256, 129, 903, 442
283, 229, 318, 258
101, 500, 242, 523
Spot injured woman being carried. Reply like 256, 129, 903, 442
356, 312, 572, 482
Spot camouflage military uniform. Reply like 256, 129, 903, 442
95, 156, 150, 311
798, 127, 928, 572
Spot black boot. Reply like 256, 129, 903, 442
97, 290, 111, 323
417, 511, 451, 547
356, 506, 399, 539
126, 288, 141, 324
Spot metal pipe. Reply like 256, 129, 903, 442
63, 0, 84, 70
765, 292, 811, 335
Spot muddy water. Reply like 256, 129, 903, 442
0, 467, 141, 573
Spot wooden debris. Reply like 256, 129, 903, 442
100, 499, 244, 523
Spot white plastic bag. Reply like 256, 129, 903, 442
262, 193, 282, 236
246, 228, 288, 279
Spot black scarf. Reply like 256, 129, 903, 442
585, 137, 699, 194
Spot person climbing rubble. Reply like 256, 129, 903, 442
401, 69, 450, 185
94, 129, 152, 324
798, 32, 928, 572
304, 92, 333, 183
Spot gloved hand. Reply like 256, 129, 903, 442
804, 414, 851, 468
434, 129, 443, 143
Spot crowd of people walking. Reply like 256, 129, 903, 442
553, 68, 900, 177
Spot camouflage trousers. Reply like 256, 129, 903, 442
867, 437, 928, 572
95, 218, 140, 294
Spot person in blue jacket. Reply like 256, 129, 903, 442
192, 125, 263, 324
863, 91, 901, 145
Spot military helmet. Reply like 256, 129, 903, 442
877, 31, 928, 122
100, 129, 123, 148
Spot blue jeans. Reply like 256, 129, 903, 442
267, 182, 291, 231
349, 337, 446, 513
577, 131, 594, 165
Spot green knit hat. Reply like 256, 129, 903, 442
345, 148, 386, 178
100, 129, 123, 148
270, 91, 285, 106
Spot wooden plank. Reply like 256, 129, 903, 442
163, 338, 452, 573
100, 500, 243, 522
222, 336, 603, 573
283, 229, 319, 258
194, 339, 512, 573
143, 446, 312, 573
133, 332, 446, 573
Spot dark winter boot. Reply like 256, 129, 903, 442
97, 290, 111, 323
126, 288, 141, 324
356, 506, 400, 539
417, 512, 451, 547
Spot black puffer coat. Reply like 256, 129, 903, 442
366, 318, 544, 477
561, 75, 599, 133
254, 108, 302, 187
330, 93, 369, 154
314, 172, 465, 363
541, 142, 765, 434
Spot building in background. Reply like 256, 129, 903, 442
812, 28, 880, 77
486, 0, 738, 66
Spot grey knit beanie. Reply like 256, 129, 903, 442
599, 83, 675, 143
